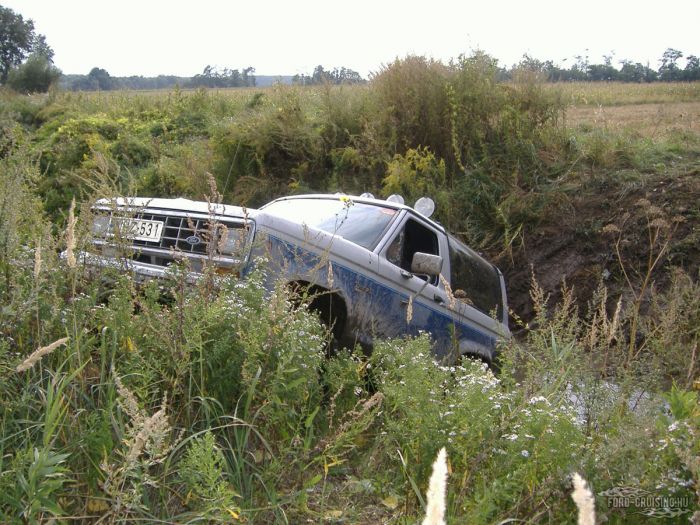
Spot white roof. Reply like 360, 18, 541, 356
95, 193, 442, 230
263, 194, 445, 233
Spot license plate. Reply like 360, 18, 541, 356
117, 219, 164, 242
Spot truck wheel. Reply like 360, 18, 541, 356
288, 282, 347, 354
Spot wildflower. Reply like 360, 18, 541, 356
646, 205, 664, 217
571, 473, 595, 525
127, 404, 169, 463
216, 223, 230, 253
649, 217, 670, 230
33, 238, 42, 280
16, 337, 69, 372
521, 450, 530, 458
65, 198, 77, 269
439, 274, 456, 309
422, 447, 448, 525
327, 261, 334, 289
601, 223, 621, 235
114, 373, 140, 419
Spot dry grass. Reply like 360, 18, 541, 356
565, 101, 700, 139
571, 473, 596, 525
16, 337, 69, 372
422, 448, 448, 525
550, 81, 700, 106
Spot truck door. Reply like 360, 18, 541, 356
373, 215, 455, 359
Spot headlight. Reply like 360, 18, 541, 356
92, 215, 111, 237
219, 228, 245, 255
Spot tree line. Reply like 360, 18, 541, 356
56, 51, 699, 92
291, 65, 366, 86
60, 65, 259, 91
511, 49, 700, 82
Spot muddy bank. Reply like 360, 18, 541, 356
496, 162, 700, 322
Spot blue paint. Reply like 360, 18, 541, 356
254, 234, 497, 359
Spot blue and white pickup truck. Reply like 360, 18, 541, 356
85, 194, 509, 365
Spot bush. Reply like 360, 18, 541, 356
6, 54, 61, 94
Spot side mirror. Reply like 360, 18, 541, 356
411, 252, 443, 277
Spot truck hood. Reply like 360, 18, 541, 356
95, 197, 257, 219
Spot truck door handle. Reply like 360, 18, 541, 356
400, 270, 413, 279
433, 294, 445, 304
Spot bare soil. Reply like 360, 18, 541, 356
498, 158, 700, 323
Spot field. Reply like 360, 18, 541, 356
1, 70, 699, 524
551, 81, 700, 106
566, 101, 700, 138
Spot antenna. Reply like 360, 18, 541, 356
414, 197, 435, 218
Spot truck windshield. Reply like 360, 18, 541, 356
262, 198, 398, 250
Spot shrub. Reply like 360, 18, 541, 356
382, 147, 449, 217
369, 335, 584, 523
6, 54, 61, 94
178, 431, 241, 522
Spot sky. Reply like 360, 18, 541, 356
4, 0, 699, 78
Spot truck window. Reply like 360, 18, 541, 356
448, 237, 503, 319
386, 218, 439, 282
262, 198, 398, 250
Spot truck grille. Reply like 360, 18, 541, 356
128, 213, 230, 255
96, 209, 250, 268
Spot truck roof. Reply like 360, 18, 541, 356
262, 194, 446, 233
97, 194, 444, 232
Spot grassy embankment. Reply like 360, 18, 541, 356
1, 61, 699, 523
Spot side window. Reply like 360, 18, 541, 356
449, 239, 503, 319
386, 218, 439, 282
